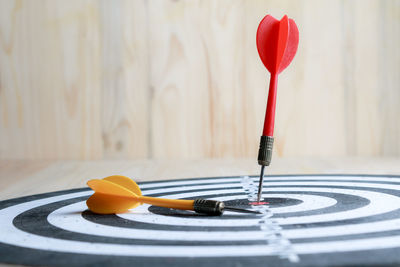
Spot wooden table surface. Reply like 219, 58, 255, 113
1, 157, 400, 201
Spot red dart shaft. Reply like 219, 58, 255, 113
256, 14, 299, 202
263, 73, 278, 137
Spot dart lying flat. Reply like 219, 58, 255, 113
86, 175, 260, 215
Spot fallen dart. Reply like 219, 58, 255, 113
86, 175, 261, 215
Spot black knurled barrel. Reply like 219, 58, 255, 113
193, 199, 225, 215
258, 135, 274, 166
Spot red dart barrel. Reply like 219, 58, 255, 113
256, 14, 299, 166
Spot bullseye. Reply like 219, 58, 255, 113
249, 202, 270, 205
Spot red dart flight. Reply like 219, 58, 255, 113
256, 15, 299, 202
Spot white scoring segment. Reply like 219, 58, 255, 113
46, 183, 400, 241
1, 176, 400, 258
137, 191, 337, 214
118, 186, 400, 227
47, 193, 335, 241
137, 176, 400, 189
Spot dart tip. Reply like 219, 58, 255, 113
257, 165, 265, 202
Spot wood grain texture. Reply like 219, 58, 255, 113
149, 0, 252, 158
99, 0, 149, 159
0, 0, 399, 160
0, 0, 103, 159
2, 157, 400, 200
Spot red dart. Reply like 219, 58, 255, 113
256, 15, 299, 202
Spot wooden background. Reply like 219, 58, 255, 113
0, 0, 399, 160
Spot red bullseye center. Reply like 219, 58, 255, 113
249, 201, 269, 205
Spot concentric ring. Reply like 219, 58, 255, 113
1, 174, 400, 267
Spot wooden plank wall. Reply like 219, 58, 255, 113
0, 0, 399, 160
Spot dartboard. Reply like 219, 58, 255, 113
1, 174, 400, 267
